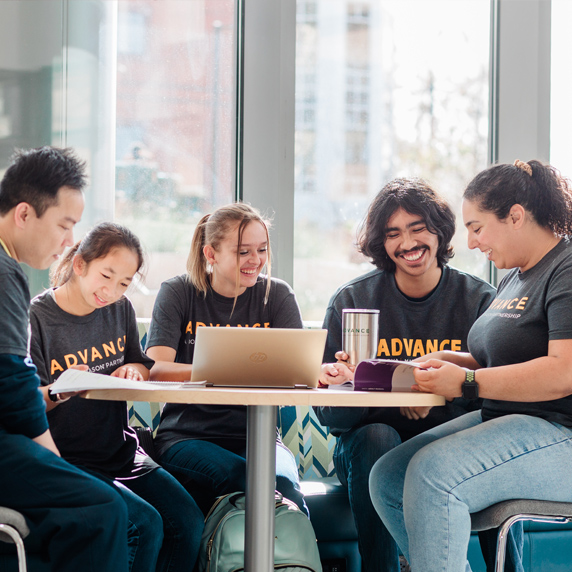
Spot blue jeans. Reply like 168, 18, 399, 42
117, 467, 204, 572
1, 433, 128, 572
159, 438, 308, 516
369, 411, 572, 572
334, 424, 402, 572
335, 423, 523, 572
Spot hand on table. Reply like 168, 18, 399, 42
319, 361, 354, 386
318, 350, 357, 386
111, 365, 144, 381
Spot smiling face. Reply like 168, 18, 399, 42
463, 199, 514, 269
71, 247, 139, 315
206, 220, 268, 298
384, 208, 440, 283
18, 186, 84, 269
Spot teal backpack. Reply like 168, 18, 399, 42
198, 492, 323, 572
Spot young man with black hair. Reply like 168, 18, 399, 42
0, 146, 129, 572
316, 178, 522, 572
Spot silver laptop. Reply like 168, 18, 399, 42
190, 327, 327, 389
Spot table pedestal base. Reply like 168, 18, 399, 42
245, 405, 277, 572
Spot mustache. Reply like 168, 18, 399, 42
395, 246, 428, 257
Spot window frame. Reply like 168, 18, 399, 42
239, 0, 551, 292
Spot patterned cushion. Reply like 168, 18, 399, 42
129, 401, 162, 433
129, 403, 337, 479
278, 406, 337, 479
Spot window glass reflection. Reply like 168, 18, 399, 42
115, 0, 236, 317
550, 0, 572, 179
294, 0, 490, 321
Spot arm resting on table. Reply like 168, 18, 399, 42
147, 345, 193, 382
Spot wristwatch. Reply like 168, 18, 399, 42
462, 370, 479, 400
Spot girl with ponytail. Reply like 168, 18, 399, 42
145, 203, 308, 515
29, 221, 203, 572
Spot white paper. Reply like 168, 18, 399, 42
328, 380, 355, 391
49, 368, 206, 394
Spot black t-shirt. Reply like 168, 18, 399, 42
0, 248, 48, 438
315, 265, 496, 439
469, 238, 572, 427
147, 275, 303, 456
29, 290, 155, 478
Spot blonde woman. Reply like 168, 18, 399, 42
147, 203, 307, 515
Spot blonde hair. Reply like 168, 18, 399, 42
187, 203, 272, 305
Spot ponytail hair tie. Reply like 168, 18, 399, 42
514, 159, 532, 177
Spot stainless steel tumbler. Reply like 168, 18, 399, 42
342, 309, 379, 365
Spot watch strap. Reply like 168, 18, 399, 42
462, 370, 478, 400
48, 389, 60, 403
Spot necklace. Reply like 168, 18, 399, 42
0, 237, 12, 258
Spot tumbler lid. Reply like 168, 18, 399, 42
342, 308, 380, 314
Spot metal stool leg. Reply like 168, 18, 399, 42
0, 523, 27, 572
494, 513, 572, 572
494, 515, 521, 572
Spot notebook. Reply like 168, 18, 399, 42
190, 327, 327, 389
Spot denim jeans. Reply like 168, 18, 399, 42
117, 467, 204, 572
159, 438, 308, 516
334, 424, 402, 572
369, 411, 572, 572
335, 423, 523, 572
2, 433, 129, 572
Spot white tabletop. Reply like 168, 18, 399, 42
83, 386, 445, 407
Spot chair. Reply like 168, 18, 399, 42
470, 499, 572, 572
0, 507, 29, 572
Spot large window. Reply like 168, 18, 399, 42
294, 0, 491, 320
0, 0, 117, 292
115, 0, 236, 317
0, 0, 236, 312
550, 0, 572, 178
0, 0, 555, 322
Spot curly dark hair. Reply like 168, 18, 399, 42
463, 160, 572, 236
357, 177, 455, 272
0, 146, 87, 217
